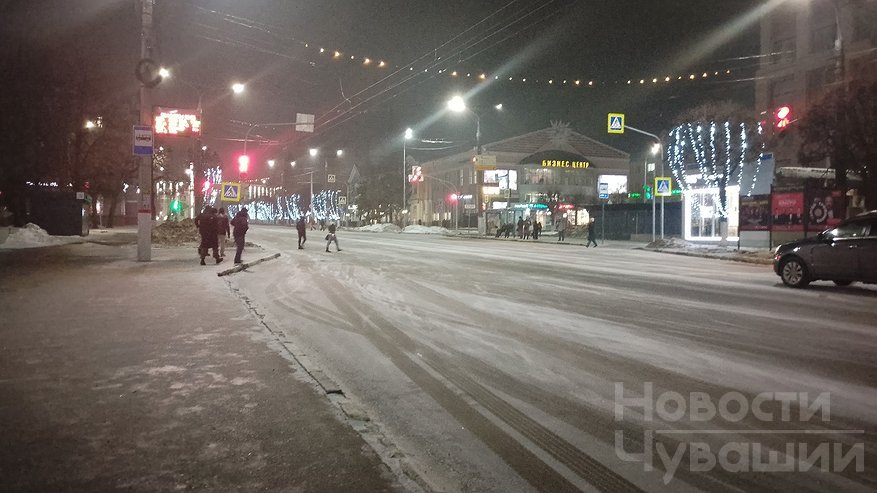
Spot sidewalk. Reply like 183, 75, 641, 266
449, 232, 774, 263
0, 240, 405, 492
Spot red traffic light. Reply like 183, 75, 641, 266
448, 193, 458, 202
775, 105, 792, 130
237, 155, 250, 178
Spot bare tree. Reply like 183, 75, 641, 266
799, 82, 877, 210
668, 101, 763, 242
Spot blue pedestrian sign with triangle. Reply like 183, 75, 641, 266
607, 113, 625, 134
655, 177, 672, 197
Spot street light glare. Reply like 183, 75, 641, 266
447, 95, 466, 113
404, 128, 414, 140
231, 83, 245, 94
159, 67, 170, 78
268, 160, 276, 168
650, 143, 661, 155
495, 103, 503, 111
309, 148, 319, 157
290, 161, 296, 167
336, 149, 344, 157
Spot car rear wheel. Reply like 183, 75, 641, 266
780, 257, 810, 288
832, 280, 853, 286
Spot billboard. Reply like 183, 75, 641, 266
804, 186, 844, 231
739, 195, 770, 231
154, 107, 202, 137
771, 192, 804, 232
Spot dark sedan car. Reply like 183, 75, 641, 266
774, 211, 877, 288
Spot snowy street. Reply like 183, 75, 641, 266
233, 226, 877, 493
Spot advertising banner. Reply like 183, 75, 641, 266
804, 186, 844, 232
771, 192, 804, 232
739, 195, 770, 231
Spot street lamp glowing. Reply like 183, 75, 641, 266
336, 149, 344, 157
290, 161, 296, 167
268, 159, 276, 168
447, 95, 466, 113
159, 67, 170, 78
84, 120, 96, 129
494, 103, 503, 111
309, 148, 319, 157
650, 143, 661, 155
404, 127, 414, 140
231, 82, 245, 94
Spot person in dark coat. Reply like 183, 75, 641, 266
325, 222, 341, 252
533, 221, 542, 240
517, 217, 524, 239
296, 216, 307, 249
195, 206, 221, 265
586, 220, 598, 247
216, 207, 230, 258
230, 208, 250, 264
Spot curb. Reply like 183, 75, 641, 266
217, 252, 281, 276
640, 247, 774, 265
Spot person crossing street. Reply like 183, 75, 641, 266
325, 222, 341, 253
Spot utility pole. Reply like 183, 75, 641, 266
137, 0, 155, 262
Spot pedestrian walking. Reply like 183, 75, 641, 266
216, 207, 230, 258
586, 220, 598, 247
523, 218, 531, 240
195, 206, 222, 265
533, 221, 542, 240
325, 222, 341, 252
517, 217, 524, 239
231, 207, 250, 264
296, 216, 307, 249
556, 215, 567, 242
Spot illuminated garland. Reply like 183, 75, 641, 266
667, 121, 763, 219
227, 191, 339, 223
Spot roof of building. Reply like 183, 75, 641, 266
483, 124, 630, 161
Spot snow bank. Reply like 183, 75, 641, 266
356, 223, 402, 233
401, 225, 451, 235
645, 237, 772, 263
0, 223, 79, 249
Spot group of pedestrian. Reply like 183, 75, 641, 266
296, 216, 340, 252
514, 217, 543, 240
493, 214, 598, 247
195, 206, 249, 266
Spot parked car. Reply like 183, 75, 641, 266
774, 211, 877, 288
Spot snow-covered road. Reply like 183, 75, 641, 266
231, 227, 877, 493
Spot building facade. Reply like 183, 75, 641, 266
755, 0, 877, 167
409, 123, 630, 231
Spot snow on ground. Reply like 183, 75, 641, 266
401, 225, 451, 235
645, 237, 773, 263
0, 223, 81, 249
355, 223, 402, 233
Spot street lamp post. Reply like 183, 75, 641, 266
403, 128, 413, 221
447, 96, 503, 234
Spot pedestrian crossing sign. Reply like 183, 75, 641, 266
655, 177, 672, 197
608, 113, 625, 134
221, 182, 241, 202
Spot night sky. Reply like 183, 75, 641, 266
3, 0, 765, 173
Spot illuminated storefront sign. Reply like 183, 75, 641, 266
154, 107, 202, 136
512, 203, 548, 209
541, 159, 590, 169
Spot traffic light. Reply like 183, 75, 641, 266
774, 105, 792, 131
238, 155, 250, 179
643, 185, 653, 200
449, 193, 458, 202
170, 199, 182, 213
